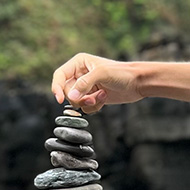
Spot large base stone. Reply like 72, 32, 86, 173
51, 183, 103, 190
34, 167, 101, 189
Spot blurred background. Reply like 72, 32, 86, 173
1, 0, 190, 190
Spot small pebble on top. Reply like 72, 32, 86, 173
63, 109, 82, 117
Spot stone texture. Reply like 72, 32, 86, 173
45, 138, 94, 158
50, 184, 103, 190
55, 116, 88, 128
50, 151, 98, 169
34, 167, 101, 189
63, 109, 82, 117
54, 127, 92, 144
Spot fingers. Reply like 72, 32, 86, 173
53, 84, 65, 104
64, 77, 103, 109
79, 90, 107, 114
64, 77, 81, 108
51, 55, 78, 104
52, 53, 109, 109
68, 66, 107, 102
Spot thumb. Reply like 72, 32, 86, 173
68, 69, 102, 101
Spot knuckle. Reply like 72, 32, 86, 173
75, 52, 88, 60
53, 69, 60, 78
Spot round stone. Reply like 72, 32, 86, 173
51, 184, 103, 190
50, 151, 98, 170
45, 138, 94, 158
54, 127, 92, 144
34, 167, 101, 189
63, 109, 82, 117
55, 116, 89, 128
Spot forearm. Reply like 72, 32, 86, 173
133, 62, 190, 101
52, 52, 190, 113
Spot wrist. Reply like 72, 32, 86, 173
132, 61, 190, 101
133, 61, 173, 99
133, 62, 160, 98
126, 62, 150, 99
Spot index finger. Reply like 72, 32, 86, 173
51, 60, 76, 104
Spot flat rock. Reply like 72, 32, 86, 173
55, 116, 88, 128
54, 127, 92, 144
45, 138, 94, 158
63, 109, 82, 117
50, 184, 103, 190
50, 151, 98, 170
34, 167, 101, 189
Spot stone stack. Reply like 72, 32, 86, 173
34, 105, 102, 190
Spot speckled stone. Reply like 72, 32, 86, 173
50, 184, 103, 190
63, 109, 82, 117
54, 127, 92, 144
50, 151, 98, 170
34, 168, 101, 189
45, 138, 94, 158
55, 116, 88, 128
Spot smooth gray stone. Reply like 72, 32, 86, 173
34, 167, 101, 189
50, 151, 98, 170
45, 138, 94, 158
55, 116, 88, 128
50, 184, 103, 190
54, 127, 92, 144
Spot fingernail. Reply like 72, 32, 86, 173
97, 91, 107, 101
68, 89, 81, 100
84, 99, 95, 106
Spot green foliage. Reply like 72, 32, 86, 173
0, 0, 107, 81
101, 0, 158, 55
0, 0, 189, 82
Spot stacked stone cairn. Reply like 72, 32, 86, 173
34, 105, 102, 190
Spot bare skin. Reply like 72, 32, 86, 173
52, 53, 190, 113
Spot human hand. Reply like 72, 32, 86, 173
51, 53, 143, 113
